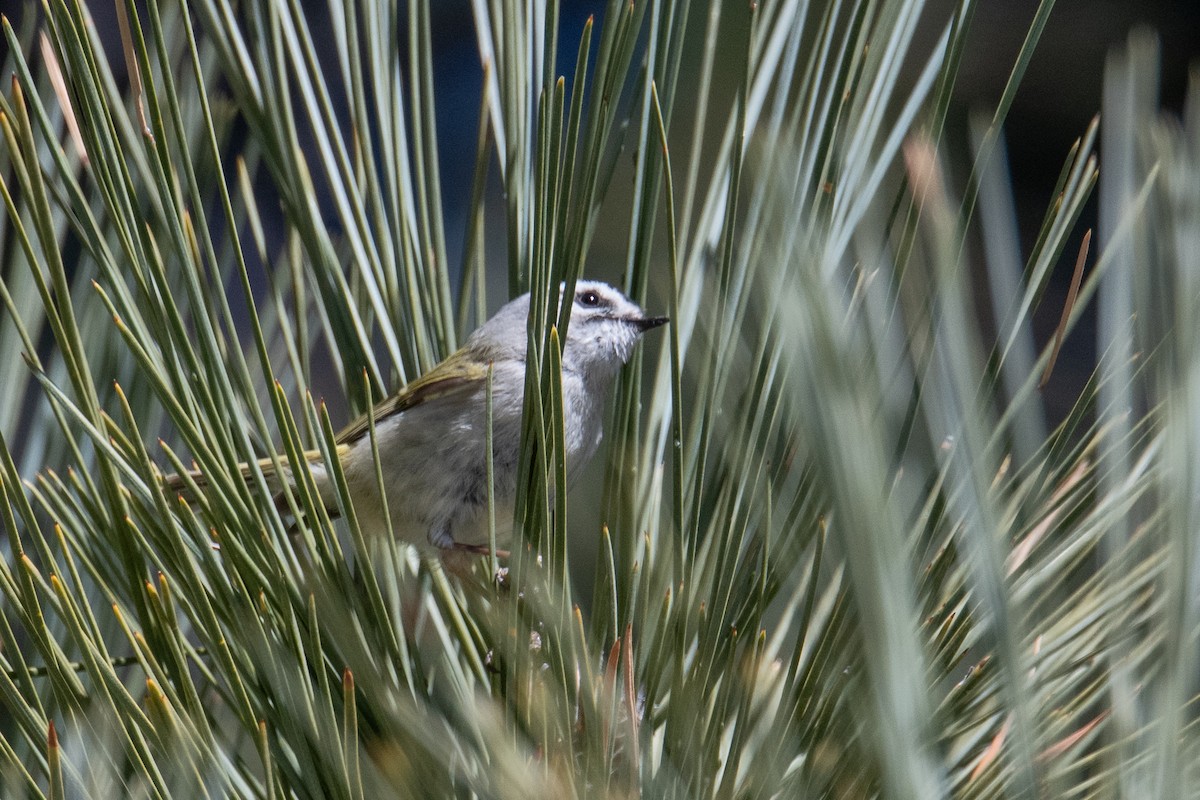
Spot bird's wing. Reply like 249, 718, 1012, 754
335, 350, 489, 446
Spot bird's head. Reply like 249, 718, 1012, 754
465, 280, 667, 378
561, 281, 668, 377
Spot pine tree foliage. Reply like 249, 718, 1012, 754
0, 0, 1197, 797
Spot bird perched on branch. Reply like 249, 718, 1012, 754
167, 280, 668, 561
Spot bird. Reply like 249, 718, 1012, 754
167, 280, 668, 560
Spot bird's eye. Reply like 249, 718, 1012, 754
578, 290, 601, 307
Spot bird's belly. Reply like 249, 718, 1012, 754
335, 370, 604, 550
339, 398, 521, 548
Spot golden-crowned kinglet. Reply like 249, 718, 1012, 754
170, 281, 667, 556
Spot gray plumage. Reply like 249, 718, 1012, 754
172, 280, 667, 556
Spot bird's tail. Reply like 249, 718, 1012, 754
163, 447, 347, 510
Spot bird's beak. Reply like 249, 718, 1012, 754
633, 315, 669, 332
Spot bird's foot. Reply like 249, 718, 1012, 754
450, 543, 510, 587
451, 542, 511, 559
